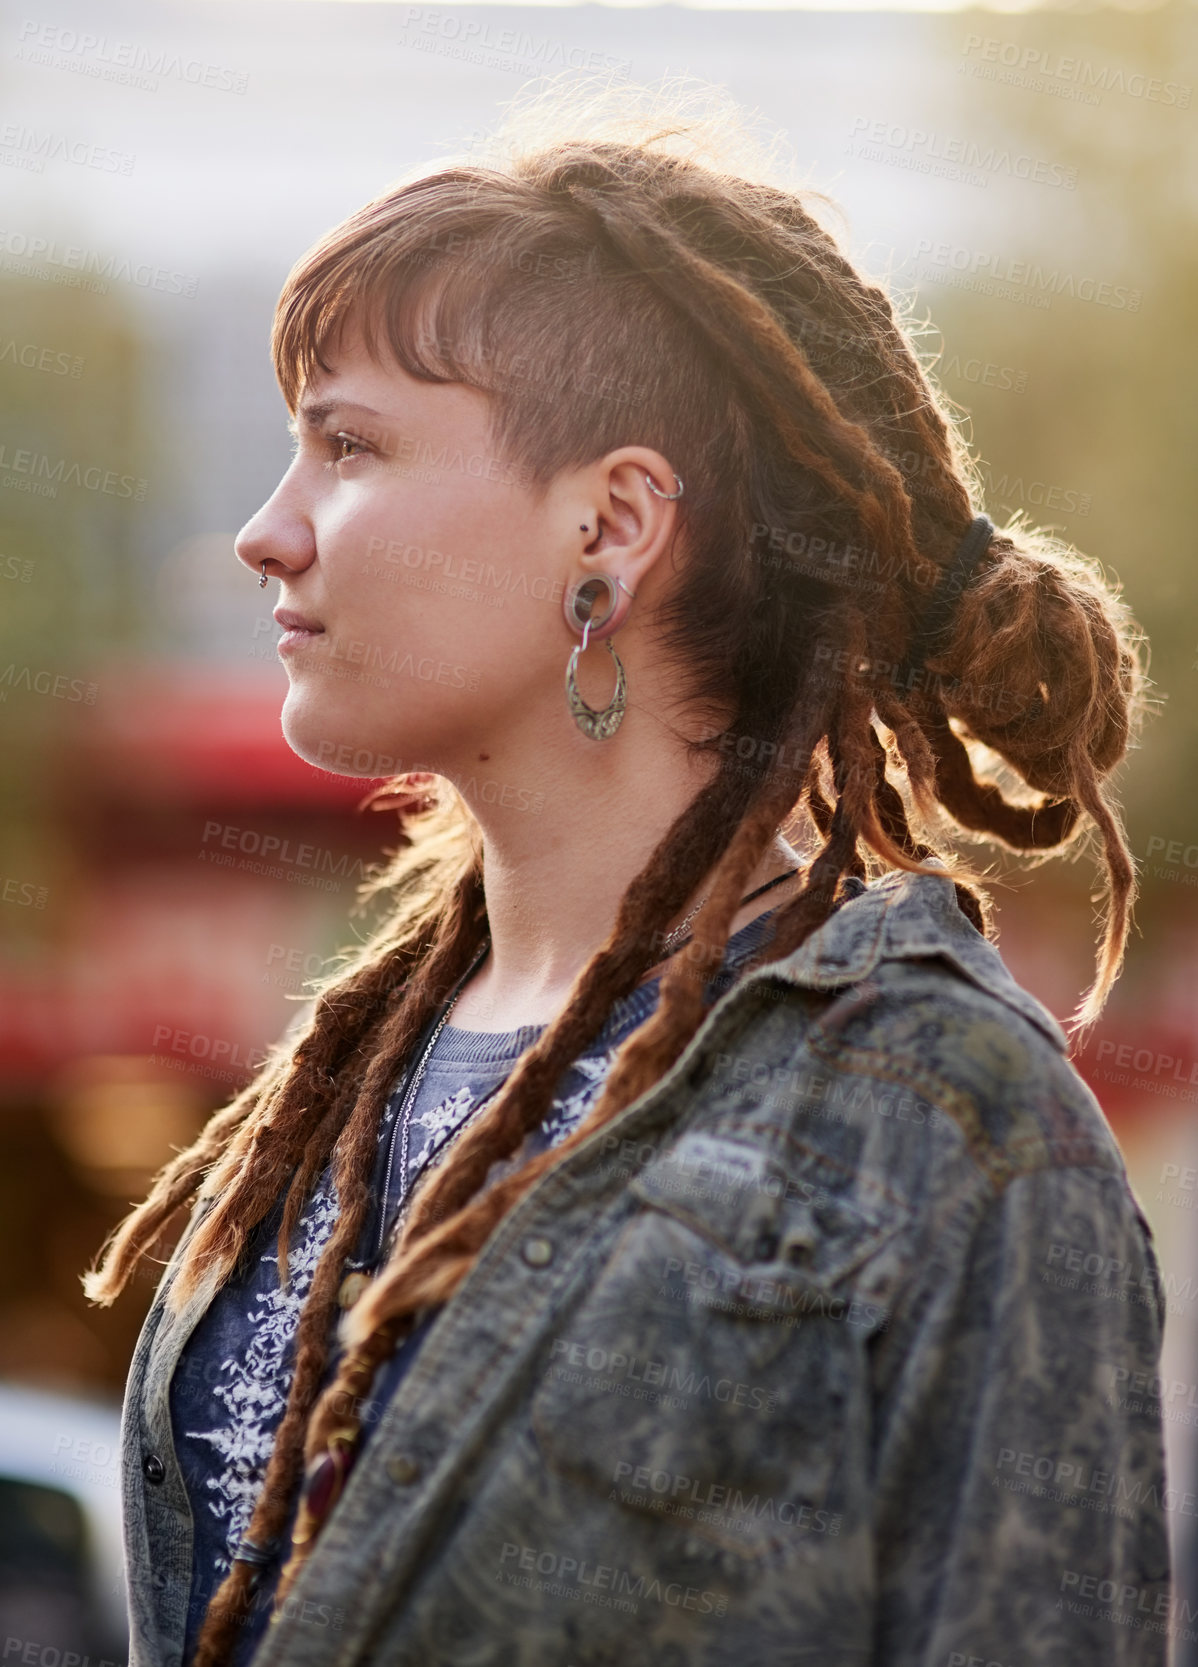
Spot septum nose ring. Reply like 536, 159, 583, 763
259, 562, 268, 588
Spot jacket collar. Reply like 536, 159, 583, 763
760, 867, 1069, 1054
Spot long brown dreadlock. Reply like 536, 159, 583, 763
84, 79, 1147, 1665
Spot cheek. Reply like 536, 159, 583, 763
322, 496, 396, 584
313, 485, 568, 698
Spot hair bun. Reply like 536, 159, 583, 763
931, 528, 1143, 801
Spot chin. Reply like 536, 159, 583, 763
279, 689, 408, 779
277, 692, 345, 774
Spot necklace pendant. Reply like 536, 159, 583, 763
337, 1271, 372, 1309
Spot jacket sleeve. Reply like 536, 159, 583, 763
870, 1159, 1173, 1666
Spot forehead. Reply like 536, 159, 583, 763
295, 315, 398, 410
293, 324, 494, 440
279, 253, 498, 415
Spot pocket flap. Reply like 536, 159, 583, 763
629, 1128, 904, 1297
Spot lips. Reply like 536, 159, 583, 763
274, 607, 323, 633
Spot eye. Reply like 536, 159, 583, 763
330, 431, 368, 465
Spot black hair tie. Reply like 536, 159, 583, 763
902, 512, 995, 679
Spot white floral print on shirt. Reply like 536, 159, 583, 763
181, 1040, 622, 1562
181, 1179, 341, 1567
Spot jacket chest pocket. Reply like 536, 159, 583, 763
529, 1128, 905, 1563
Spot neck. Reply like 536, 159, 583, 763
439, 698, 804, 1033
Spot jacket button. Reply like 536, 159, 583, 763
386, 1454, 421, 1485
142, 1453, 166, 1484
521, 1235, 554, 1268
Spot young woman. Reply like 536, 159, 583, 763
90, 85, 1169, 1667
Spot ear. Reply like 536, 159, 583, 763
576, 447, 684, 616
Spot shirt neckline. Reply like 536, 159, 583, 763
428, 903, 786, 1067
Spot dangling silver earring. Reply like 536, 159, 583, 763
645, 470, 684, 500
564, 573, 627, 741
259, 562, 268, 588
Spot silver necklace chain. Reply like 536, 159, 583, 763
658, 896, 709, 955
373, 934, 492, 1264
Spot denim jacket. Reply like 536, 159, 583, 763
119, 868, 1172, 1666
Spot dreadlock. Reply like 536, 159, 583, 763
84, 78, 1147, 1663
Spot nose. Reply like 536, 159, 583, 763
234, 466, 316, 584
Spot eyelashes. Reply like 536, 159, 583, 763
330, 431, 368, 464
284, 424, 372, 470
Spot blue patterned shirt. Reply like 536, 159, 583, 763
170, 903, 790, 1665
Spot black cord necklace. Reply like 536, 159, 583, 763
656, 862, 803, 959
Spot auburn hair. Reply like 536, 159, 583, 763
85, 77, 1146, 1665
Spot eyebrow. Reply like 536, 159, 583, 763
293, 399, 388, 431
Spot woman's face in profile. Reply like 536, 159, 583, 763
234, 319, 585, 783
